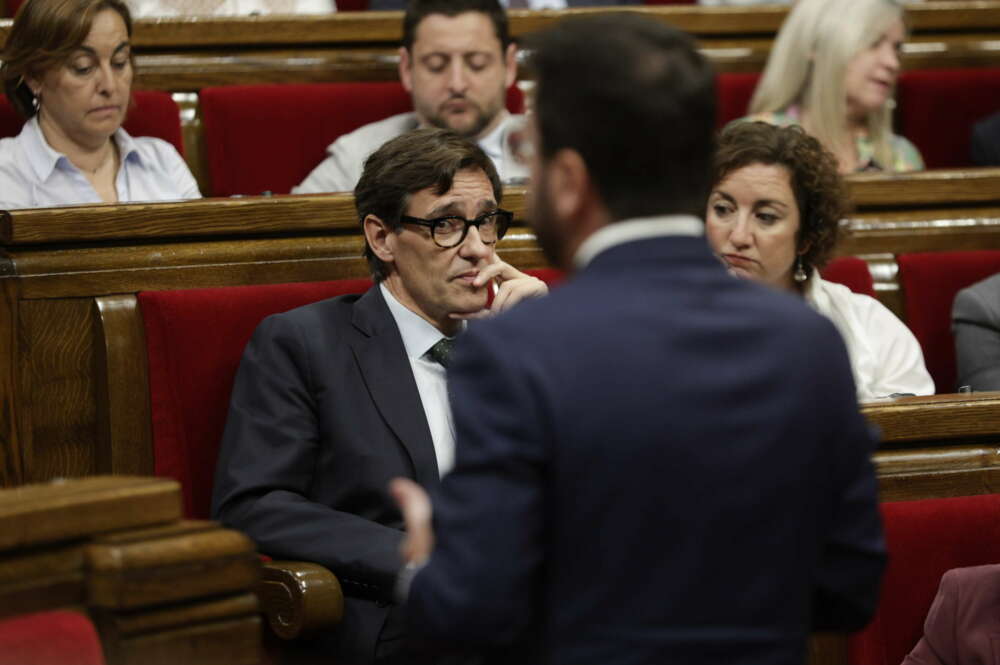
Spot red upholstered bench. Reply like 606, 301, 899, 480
199, 82, 525, 197
896, 250, 1000, 393
716, 72, 761, 129
896, 68, 1000, 169
139, 270, 559, 518
0, 91, 185, 155
821, 256, 876, 297
0, 610, 106, 665
848, 493, 1000, 665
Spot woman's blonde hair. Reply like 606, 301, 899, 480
749, 0, 904, 170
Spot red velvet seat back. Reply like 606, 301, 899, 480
0, 91, 184, 154
140, 279, 374, 518
820, 256, 876, 297
199, 82, 525, 197
848, 494, 1000, 665
896, 68, 1000, 169
139, 269, 559, 518
0, 610, 106, 665
896, 250, 1000, 393
716, 72, 760, 129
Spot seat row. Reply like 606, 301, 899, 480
3, 69, 1000, 196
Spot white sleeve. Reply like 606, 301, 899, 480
165, 143, 202, 199
862, 297, 936, 397
291, 139, 359, 194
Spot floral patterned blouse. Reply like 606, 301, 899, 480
744, 107, 925, 173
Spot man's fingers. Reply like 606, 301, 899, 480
390, 477, 434, 564
473, 259, 525, 288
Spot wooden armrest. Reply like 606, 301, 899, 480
255, 561, 344, 640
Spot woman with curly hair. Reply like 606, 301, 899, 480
706, 122, 933, 400
746, 0, 923, 174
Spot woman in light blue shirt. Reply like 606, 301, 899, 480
0, 0, 200, 209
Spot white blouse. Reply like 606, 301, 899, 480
805, 271, 935, 402
0, 116, 201, 210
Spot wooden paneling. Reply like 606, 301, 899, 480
0, 476, 180, 549
2, 171, 1000, 491
0, 476, 262, 665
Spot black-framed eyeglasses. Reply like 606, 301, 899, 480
399, 209, 513, 248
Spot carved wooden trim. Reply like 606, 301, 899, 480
864, 392, 1000, 444
92, 295, 154, 476
257, 561, 344, 640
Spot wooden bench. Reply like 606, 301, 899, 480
0, 475, 261, 665
3, 3, 1000, 189
1, 168, 1000, 487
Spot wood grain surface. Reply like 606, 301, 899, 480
0, 476, 181, 549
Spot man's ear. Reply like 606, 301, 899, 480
504, 42, 518, 90
545, 148, 591, 223
364, 214, 396, 265
398, 47, 413, 93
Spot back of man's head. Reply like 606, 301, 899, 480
403, 0, 511, 51
525, 14, 716, 221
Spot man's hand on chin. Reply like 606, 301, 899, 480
450, 255, 548, 321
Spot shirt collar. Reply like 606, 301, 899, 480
573, 215, 705, 270
20, 115, 141, 181
380, 282, 461, 360
477, 110, 510, 165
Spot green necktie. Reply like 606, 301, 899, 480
427, 338, 455, 368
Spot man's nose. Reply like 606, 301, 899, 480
448, 60, 470, 93
458, 225, 491, 259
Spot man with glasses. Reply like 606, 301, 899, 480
212, 128, 545, 664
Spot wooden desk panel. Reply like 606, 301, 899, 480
2, 170, 1000, 487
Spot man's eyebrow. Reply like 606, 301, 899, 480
427, 201, 465, 218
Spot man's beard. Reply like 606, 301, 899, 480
426, 88, 505, 139
530, 169, 569, 271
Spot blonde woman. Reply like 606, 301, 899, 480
747, 0, 924, 174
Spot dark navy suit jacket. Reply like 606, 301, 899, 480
212, 286, 439, 664
407, 235, 886, 665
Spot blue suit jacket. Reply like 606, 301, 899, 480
407, 235, 886, 665
212, 286, 439, 663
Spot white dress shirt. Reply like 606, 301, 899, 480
380, 283, 457, 477
0, 116, 201, 210
805, 271, 935, 401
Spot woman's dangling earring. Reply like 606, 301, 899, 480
793, 256, 808, 283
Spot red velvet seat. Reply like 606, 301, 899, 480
820, 256, 876, 298
0, 610, 106, 665
139, 269, 558, 518
716, 72, 761, 129
199, 82, 525, 197
896, 250, 1000, 393
848, 493, 1000, 665
896, 68, 1000, 169
0, 91, 184, 155
140, 278, 374, 518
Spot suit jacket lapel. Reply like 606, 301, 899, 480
350, 286, 441, 489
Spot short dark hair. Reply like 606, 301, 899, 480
1, 0, 134, 118
713, 121, 849, 275
355, 127, 503, 281
402, 0, 511, 52
523, 13, 716, 221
